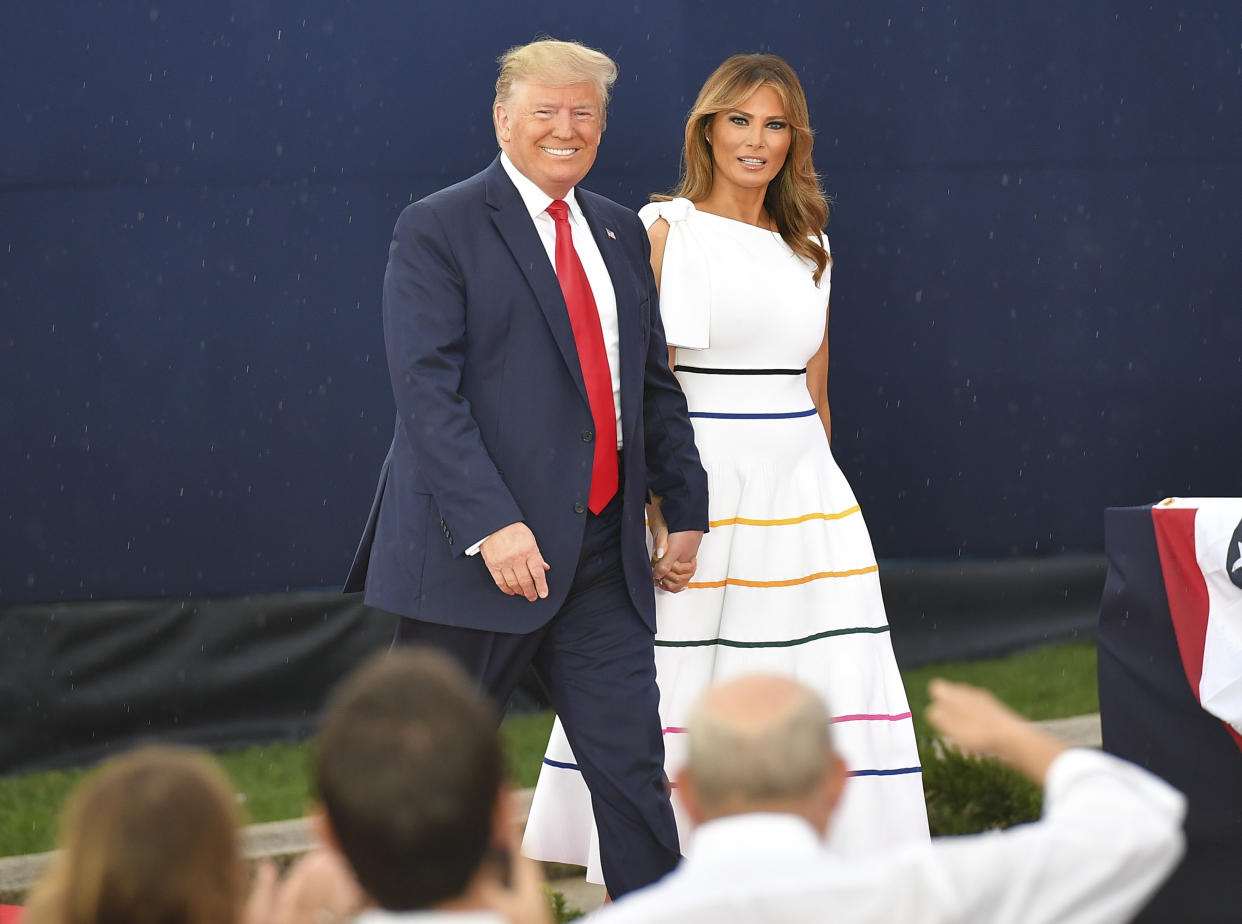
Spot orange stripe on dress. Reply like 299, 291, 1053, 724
687, 564, 879, 589
707, 505, 861, 528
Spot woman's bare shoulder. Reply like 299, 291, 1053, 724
647, 215, 671, 251
646, 217, 670, 284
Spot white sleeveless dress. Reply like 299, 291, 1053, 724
522, 199, 928, 881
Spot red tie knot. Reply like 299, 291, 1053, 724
546, 199, 570, 223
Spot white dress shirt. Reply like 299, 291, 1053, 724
498, 151, 622, 446
588, 748, 1186, 924
465, 154, 625, 556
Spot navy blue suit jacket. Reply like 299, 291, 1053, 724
346, 157, 707, 634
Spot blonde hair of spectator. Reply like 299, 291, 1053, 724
23, 745, 246, 924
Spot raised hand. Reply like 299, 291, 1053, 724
925, 678, 1067, 785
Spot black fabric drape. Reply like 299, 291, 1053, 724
1, 555, 1105, 776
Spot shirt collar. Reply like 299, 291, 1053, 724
687, 813, 825, 867
499, 151, 585, 225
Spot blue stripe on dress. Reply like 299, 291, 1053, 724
689, 408, 818, 420
542, 758, 923, 777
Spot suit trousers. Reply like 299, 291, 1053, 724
392, 493, 680, 897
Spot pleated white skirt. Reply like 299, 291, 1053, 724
522, 372, 928, 881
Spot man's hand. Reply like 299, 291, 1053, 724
653, 529, 703, 593
925, 678, 1068, 786
481, 522, 550, 602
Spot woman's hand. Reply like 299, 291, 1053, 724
647, 496, 669, 566
649, 496, 701, 592
655, 531, 701, 593
655, 553, 697, 593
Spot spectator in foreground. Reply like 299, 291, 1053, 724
22, 743, 364, 924
23, 745, 252, 924
309, 649, 550, 924
589, 674, 1186, 924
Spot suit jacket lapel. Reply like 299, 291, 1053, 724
484, 159, 588, 404
580, 195, 641, 443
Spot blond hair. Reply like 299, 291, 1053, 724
659, 54, 831, 283
24, 746, 246, 924
494, 38, 619, 128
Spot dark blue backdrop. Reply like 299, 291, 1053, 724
2, 1, 1240, 604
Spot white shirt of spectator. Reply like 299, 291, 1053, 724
586, 748, 1186, 924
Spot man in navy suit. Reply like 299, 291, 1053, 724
345, 39, 708, 896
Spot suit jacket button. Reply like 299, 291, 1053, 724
574, 501, 586, 514
581, 430, 594, 442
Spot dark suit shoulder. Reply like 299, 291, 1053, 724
393, 166, 491, 230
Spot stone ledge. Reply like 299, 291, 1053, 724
1032, 713, 1102, 749
0, 787, 539, 898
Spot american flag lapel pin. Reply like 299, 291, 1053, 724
606, 228, 616, 240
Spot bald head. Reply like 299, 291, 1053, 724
683, 675, 843, 828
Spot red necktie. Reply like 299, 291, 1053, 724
546, 199, 618, 514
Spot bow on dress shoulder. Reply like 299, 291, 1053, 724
638, 197, 712, 351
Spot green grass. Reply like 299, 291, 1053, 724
921, 744, 1044, 836
905, 641, 1097, 836
501, 709, 557, 789
0, 764, 91, 859
220, 742, 318, 824
903, 640, 1099, 740
0, 641, 1097, 858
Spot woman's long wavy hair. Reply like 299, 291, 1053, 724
658, 54, 830, 283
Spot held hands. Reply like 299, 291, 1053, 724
655, 530, 703, 592
479, 507, 702, 601
481, 522, 551, 602
648, 498, 702, 592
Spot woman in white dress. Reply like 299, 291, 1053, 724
523, 54, 928, 882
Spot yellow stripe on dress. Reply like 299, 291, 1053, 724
688, 564, 879, 589
708, 505, 861, 529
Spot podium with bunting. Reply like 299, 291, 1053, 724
1098, 499, 1242, 924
